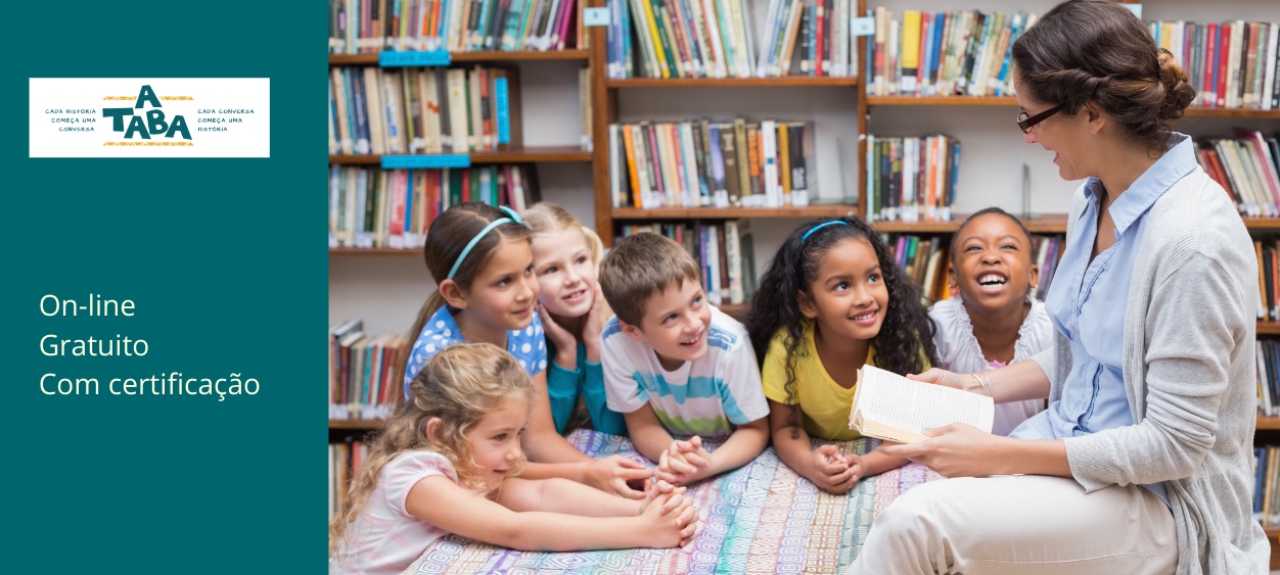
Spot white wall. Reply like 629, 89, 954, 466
330, 0, 1280, 335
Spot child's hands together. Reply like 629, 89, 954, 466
656, 436, 713, 486
585, 455, 657, 499
808, 444, 861, 494
637, 480, 700, 548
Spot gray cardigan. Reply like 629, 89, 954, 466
1030, 168, 1269, 575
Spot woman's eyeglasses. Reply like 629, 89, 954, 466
1016, 104, 1064, 133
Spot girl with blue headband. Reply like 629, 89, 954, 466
398, 202, 653, 499
746, 216, 938, 494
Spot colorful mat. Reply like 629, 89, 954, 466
402, 429, 944, 574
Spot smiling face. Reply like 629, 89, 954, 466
531, 228, 597, 319
798, 237, 890, 344
621, 278, 713, 371
461, 238, 540, 332
465, 399, 529, 490
1014, 71, 1094, 182
951, 213, 1039, 313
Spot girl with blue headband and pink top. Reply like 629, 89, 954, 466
397, 202, 654, 499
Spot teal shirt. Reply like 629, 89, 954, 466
547, 341, 628, 436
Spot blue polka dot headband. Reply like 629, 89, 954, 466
446, 206, 526, 281
802, 220, 848, 242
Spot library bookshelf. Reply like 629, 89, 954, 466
328, 50, 589, 66
867, 95, 1280, 119
328, 146, 593, 165
329, 0, 1280, 564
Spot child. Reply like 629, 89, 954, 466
522, 202, 627, 436
398, 203, 651, 498
927, 208, 1052, 436
746, 217, 938, 495
598, 232, 771, 486
331, 344, 699, 575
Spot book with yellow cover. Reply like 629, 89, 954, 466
848, 365, 994, 443
900, 10, 922, 94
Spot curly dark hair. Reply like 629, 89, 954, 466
746, 216, 938, 437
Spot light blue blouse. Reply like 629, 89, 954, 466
1011, 133, 1199, 504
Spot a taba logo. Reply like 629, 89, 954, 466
102, 85, 191, 140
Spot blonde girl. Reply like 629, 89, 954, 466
398, 202, 651, 498
523, 202, 627, 436
333, 344, 699, 575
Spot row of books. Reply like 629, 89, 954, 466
1197, 131, 1280, 218
329, 439, 371, 520
1257, 340, 1280, 417
880, 233, 1062, 304
329, 66, 523, 156
1256, 239, 1280, 323
1149, 20, 1280, 110
329, 165, 540, 249
605, 0, 858, 79
1254, 446, 1280, 525
865, 134, 960, 223
883, 235, 950, 303
617, 221, 758, 306
327, 0, 587, 54
867, 9, 1036, 98
329, 319, 408, 421
607, 119, 816, 209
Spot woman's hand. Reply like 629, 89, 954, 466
539, 304, 578, 370
905, 368, 971, 391
878, 423, 1012, 478
584, 455, 654, 499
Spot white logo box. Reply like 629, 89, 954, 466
30, 78, 270, 158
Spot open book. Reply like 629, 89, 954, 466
848, 365, 995, 443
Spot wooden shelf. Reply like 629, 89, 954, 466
611, 205, 858, 220
718, 303, 750, 320
606, 76, 859, 88
1267, 524, 1280, 570
1245, 218, 1280, 231
867, 96, 1017, 106
1258, 321, 1280, 336
1183, 107, 1280, 119
856, 216, 1280, 234
330, 419, 387, 429
330, 247, 421, 256
328, 50, 588, 66
328, 155, 381, 165
472, 146, 592, 163
870, 214, 1069, 234
328, 146, 591, 165
867, 95, 1280, 118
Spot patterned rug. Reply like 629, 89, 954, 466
402, 429, 944, 574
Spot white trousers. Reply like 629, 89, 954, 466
846, 475, 1177, 575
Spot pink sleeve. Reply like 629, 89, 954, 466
380, 451, 458, 517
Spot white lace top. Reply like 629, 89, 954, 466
929, 295, 1054, 436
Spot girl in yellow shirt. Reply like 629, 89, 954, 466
747, 217, 937, 494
